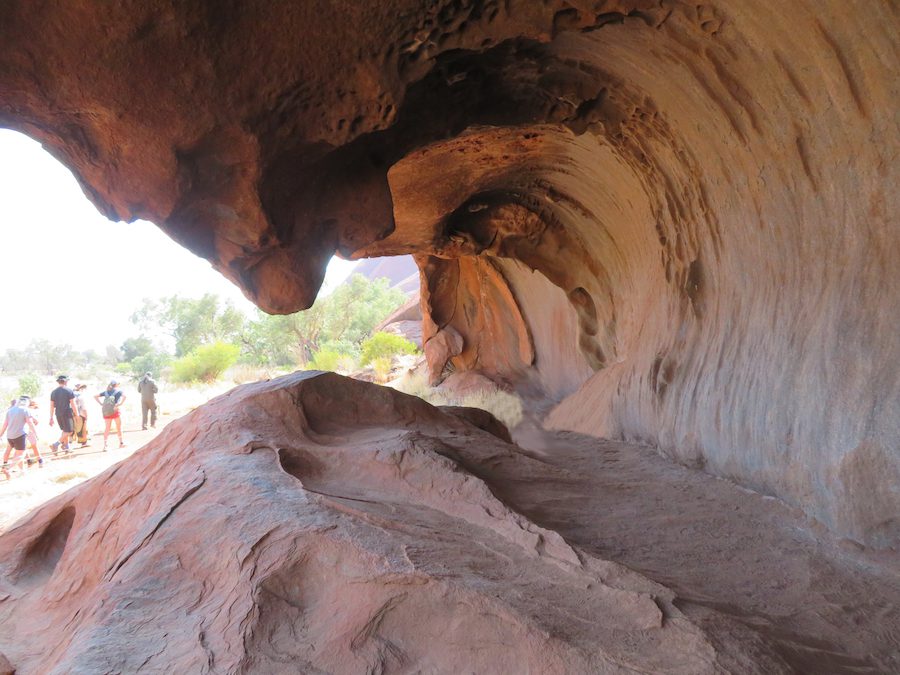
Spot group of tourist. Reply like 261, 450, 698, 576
1, 372, 159, 472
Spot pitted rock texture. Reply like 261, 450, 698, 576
0, 1, 897, 545
1, 373, 898, 673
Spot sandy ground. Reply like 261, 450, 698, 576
0, 382, 234, 532
0, 421, 170, 533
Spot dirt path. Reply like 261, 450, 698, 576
0, 424, 167, 533
499, 427, 900, 673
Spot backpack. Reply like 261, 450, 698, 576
101, 392, 118, 417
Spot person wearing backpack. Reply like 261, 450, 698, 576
95, 380, 126, 451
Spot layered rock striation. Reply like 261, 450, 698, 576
0, 1, 897, 545
0, 373, 744, 673
3, 372, 898, 673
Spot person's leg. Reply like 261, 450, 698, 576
141, 401, 148, 430
58, 413, 73, 450
9, 436, 26, 470
150, 401, 157, 428
115, 415, 124, 446
2, 441, 12, 465
80, 416, 87, 443
103, 417, 112, 449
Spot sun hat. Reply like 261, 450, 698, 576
56, 374, 69, 382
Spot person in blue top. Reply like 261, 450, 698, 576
95, 380, 126, 451
49, 374, 78, 454
1, 397, 40, 472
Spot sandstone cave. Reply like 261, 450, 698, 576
0, 1, 898, 673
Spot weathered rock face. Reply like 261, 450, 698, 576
0, 1, 897, 546
0, 373, 742, 672
3, 372, 898, 673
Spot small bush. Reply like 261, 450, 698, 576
308, 349, 341, 372
17, 373, 40, 398
359, 332, 418, 366
171, 342, 240, 383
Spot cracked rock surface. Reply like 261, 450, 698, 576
1, 372, 898, 673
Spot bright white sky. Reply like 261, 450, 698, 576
0, 129, 358, 351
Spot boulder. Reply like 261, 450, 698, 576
0, 372, 729, 673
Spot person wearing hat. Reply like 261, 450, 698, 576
137, 371, 159, 430
48, 375, 78, 453
72, 384, 90, 447
1, 396, 40, 471
95, 379, 126, 451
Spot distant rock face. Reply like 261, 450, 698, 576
0, 1, 897, 545
0, 372, 742, 673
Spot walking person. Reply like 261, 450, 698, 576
137, 371, 159, 430
95, 380, 126, 451
49, 374, 78, 454
24, 398, 44, 465
1, 397, 40, 471
73, 384, 90, 447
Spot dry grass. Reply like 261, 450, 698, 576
393, 371, 524, 429
51, 471, 88, 484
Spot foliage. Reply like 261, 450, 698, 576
131, 294, 246, 357
17, 373, 40, 398
241, 274, 407, 366
359, 332, 418, 366
238, 312, 302, 367
0, 271, 411, 387
120, 336, 154, 362
0, 340, 79, 375
117, 335, 170, 381
170, 342, 240, 383
307, 349, 341, 372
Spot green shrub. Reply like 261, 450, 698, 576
17, 373, 40, 398
308, 349, 341, 372
359, 332, 418, 366
171, 342, 240, 383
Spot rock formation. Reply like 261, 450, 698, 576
2, 372, 898, 673
0, 1, 899, 670
2, 1, 896, 546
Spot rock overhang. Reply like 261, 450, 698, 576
0, 0, 898, 546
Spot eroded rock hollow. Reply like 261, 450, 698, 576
2, 0, 896, 545
0, 0, 898, 671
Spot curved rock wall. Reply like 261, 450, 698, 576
1, 1, 897, 545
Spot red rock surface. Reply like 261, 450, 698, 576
2, 372, 898, 673
1, 1, 895, 545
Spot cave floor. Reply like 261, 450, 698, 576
484, 427, 900, 673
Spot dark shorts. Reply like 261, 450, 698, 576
8, 435, 26, 451
56, 413, 74, 433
